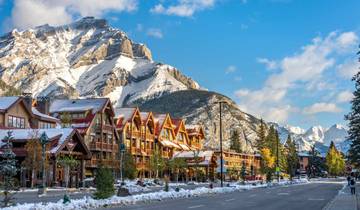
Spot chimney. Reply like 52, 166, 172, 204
22, 92, 33, 111
36, 96, 50, 115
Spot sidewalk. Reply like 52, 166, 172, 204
324, 184, 358, 210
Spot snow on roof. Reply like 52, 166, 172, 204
0, 96, 20, 110
173, 150, 214, 166
114, 107, 136, 120
50, 98, 108, 114
159, 139, 181, 149
0, 128, 74, 154
32, 107, 59, 122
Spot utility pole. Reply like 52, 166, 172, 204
218, 100, 227, 188
276, 134, 280, 183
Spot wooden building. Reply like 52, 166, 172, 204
172, 119, 191, 151
0, 96, 59, 129
186, 125, 205, 150
0, 128, 91, 188
214, 150, 262, 180
49, 98, 119, 177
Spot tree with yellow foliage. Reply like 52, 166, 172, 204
326, 141, 345, 177
260, 148, 275, 182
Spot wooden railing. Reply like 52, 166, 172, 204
89, 142, 118, 151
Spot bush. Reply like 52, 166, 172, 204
94, 166, 115, 199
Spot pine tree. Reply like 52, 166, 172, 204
0, 131, 18, 207
257, 119, 267, 150
94, 166, 115, 199
230, 130, 242, 153
240, 161, 247, 182
345, 52, 360, 168
284, 135, 298, 180
123, 150, 137, 179
308, 146, 325, 177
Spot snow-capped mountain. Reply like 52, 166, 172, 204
0, 17, 199, 107
0, 17, 264, 152
272, 123, 349, 154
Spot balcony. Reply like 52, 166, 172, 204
132, 131, 141, 138
89, 142, 118, 152
94, 124, 114, 132
145, 133, 154, 141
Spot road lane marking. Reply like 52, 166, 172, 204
308, 198, 325, 201
249, 194, 256, 197
225, 198, 235, 202
277, 193, 289, 195
188, 205, 205, 209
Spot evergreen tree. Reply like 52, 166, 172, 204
0, 131, 17, 207
240, 161, 247, 182
284, 135, 298, 180
94, 166, 115, 199
308, 146, 325, 177
123, 150, 137, 179
257, 119, 267, 150
230, 130, 242, 153
345, 53, 360, 168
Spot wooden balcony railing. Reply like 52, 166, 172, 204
94, 124, 114, 132
89, 142, 118, 152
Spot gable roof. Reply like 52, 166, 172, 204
32, 107, 60, 123
49, 98, 109, 114
154, 113, 173, 136
114, 107, 141, 130
0, 128, 90, 157
0, 96, 20, 111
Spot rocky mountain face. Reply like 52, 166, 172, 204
136, 90, 262, 152
0, 17, 199, 105
272, 123, 349, 155
0, 17, 264, 152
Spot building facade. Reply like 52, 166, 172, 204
49, 98, 120, 177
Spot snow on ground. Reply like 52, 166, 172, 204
3, 179, 309, 210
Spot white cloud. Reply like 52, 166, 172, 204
337, 59, 359, 79
336, 90, 353, 103
150, 0, 217, 17
257, 58, 277, 70
146, 28, 163, 39
8, 0, 138, 30
225, 65, 237, 74
235, 31, 358, 123
303, 103, 342, 115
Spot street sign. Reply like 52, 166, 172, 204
276, 167, 280, 172
216, 157, 227, 173
120, 143, 126, 152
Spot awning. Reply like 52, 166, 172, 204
160, 140, 181, 149
178, 143, 191, 151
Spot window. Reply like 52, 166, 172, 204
7, 115, 25, 128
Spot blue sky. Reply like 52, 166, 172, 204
0, 0, 359, 129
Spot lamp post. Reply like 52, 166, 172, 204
39, 132, 49, 195
217, 100, 227, 187
120, 143, 125, 185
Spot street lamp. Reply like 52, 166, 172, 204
119, 143, 126, 185
217, 100, 227, 187
39, 132, 49, 195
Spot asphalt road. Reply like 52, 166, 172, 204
101, 181, 343, 210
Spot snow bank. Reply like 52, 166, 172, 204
3, 179, 308, 210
